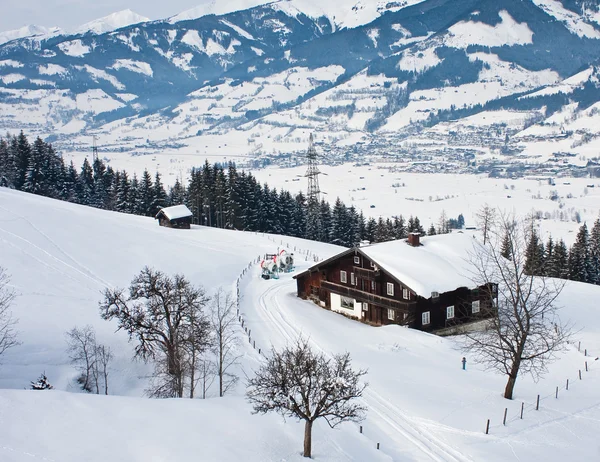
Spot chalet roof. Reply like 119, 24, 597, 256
295, 232, 480, 299
156, 205, 192, 221
359, 233, 478, 298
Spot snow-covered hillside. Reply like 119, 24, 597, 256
0, 188, 599, 461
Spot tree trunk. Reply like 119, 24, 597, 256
303, 420, 313, 458
504, 359, 521, 400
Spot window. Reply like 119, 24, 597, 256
370, 261, 375, 268
446, 305, 455, 319
340, 271, 347, 283
340, 296, 354, 309
362, 303, 368, 311
472, 300, 480, 314
387, 282, 394, 296
422, 311, 430, 325
431, 291, 439, 299
403, 313, 408, 320
403, 288, 409, 300
350, 272, 355, 286
354, 256, 360, 265
371, 280, 376, 291
388, 309, 395, 321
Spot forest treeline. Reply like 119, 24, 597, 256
0, 132, 428, 247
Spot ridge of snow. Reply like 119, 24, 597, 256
73, 9, 149, 35
0, 24, 62, 45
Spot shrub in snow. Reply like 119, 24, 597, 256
31, 373, 53, 390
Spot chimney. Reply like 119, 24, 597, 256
408, 232, 420, 247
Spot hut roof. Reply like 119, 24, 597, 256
156, 205, 192, 221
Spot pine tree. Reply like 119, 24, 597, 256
78, 158, 95, 205
553, 239, 569, 279
330, 198, 348, 246
152, 172, 168, 216
365, 218, 377, 243
500, 231, 512, 260
525, 229, 543, 276
392, 215, 406, 239
568, 223, 590, 282
318, 200, 332, 243
428, 223, 437, 235
14, 131, 31, 189
137, 169, 154, 216
22, 137, 47, 195
31, 372, 53, 390
589, 218, 600, 285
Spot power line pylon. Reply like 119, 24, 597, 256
305, 133, 320, 204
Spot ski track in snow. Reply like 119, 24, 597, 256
0, 206, 112, 289
249, 272, 473, 462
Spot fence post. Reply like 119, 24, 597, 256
579, 370, 582, 380
578, 341, 581, 352
253, 340, 255, 349
503, 408, 507, 426
360, 425, 363, 434
485, 419, 490, 435
520, 402, 524, 419
555, 386, 559, 399
586, 361, 588, 372
585, 349, 587, 356
377, 443, 380, 450
536, 394, 540, 410
258, 348, 261, 355
566, 379, 569, 391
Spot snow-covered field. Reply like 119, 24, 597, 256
0, 188, 599, 462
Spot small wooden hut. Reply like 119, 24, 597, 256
155, 205, 193, 229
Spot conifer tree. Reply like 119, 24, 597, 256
152, 172, 168, 216
589, 218, 600, 285
568, 223, 590, 282
137, 169, 154, 216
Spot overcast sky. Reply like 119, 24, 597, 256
0, 0, 213, 32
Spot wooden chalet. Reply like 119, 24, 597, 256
294, 233, 497, 333
155, 205, 193, 229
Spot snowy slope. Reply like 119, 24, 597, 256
1, 188, 599, 462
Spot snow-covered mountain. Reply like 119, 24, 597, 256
72, 9, 150, 35
1, 0, 600, 166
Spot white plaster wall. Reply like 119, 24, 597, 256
330, 293, 363, 319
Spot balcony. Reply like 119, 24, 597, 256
321, 281, 414, 311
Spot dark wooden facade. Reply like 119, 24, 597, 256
155, 211, 192, 229
294, 247, 496, 332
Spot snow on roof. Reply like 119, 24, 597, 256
157, 204, 192, 220
359, 232, 479, 298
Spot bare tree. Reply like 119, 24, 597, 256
464, 215, 571, 400
210, 288, 240, 397
95, 344, 113, 395
66, 325, 113, 394
476, 204, 496, 245
246, 338, 368, 458
0, 267, 19, 359
66, 325, 97, 392
99, 267, 210, 398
